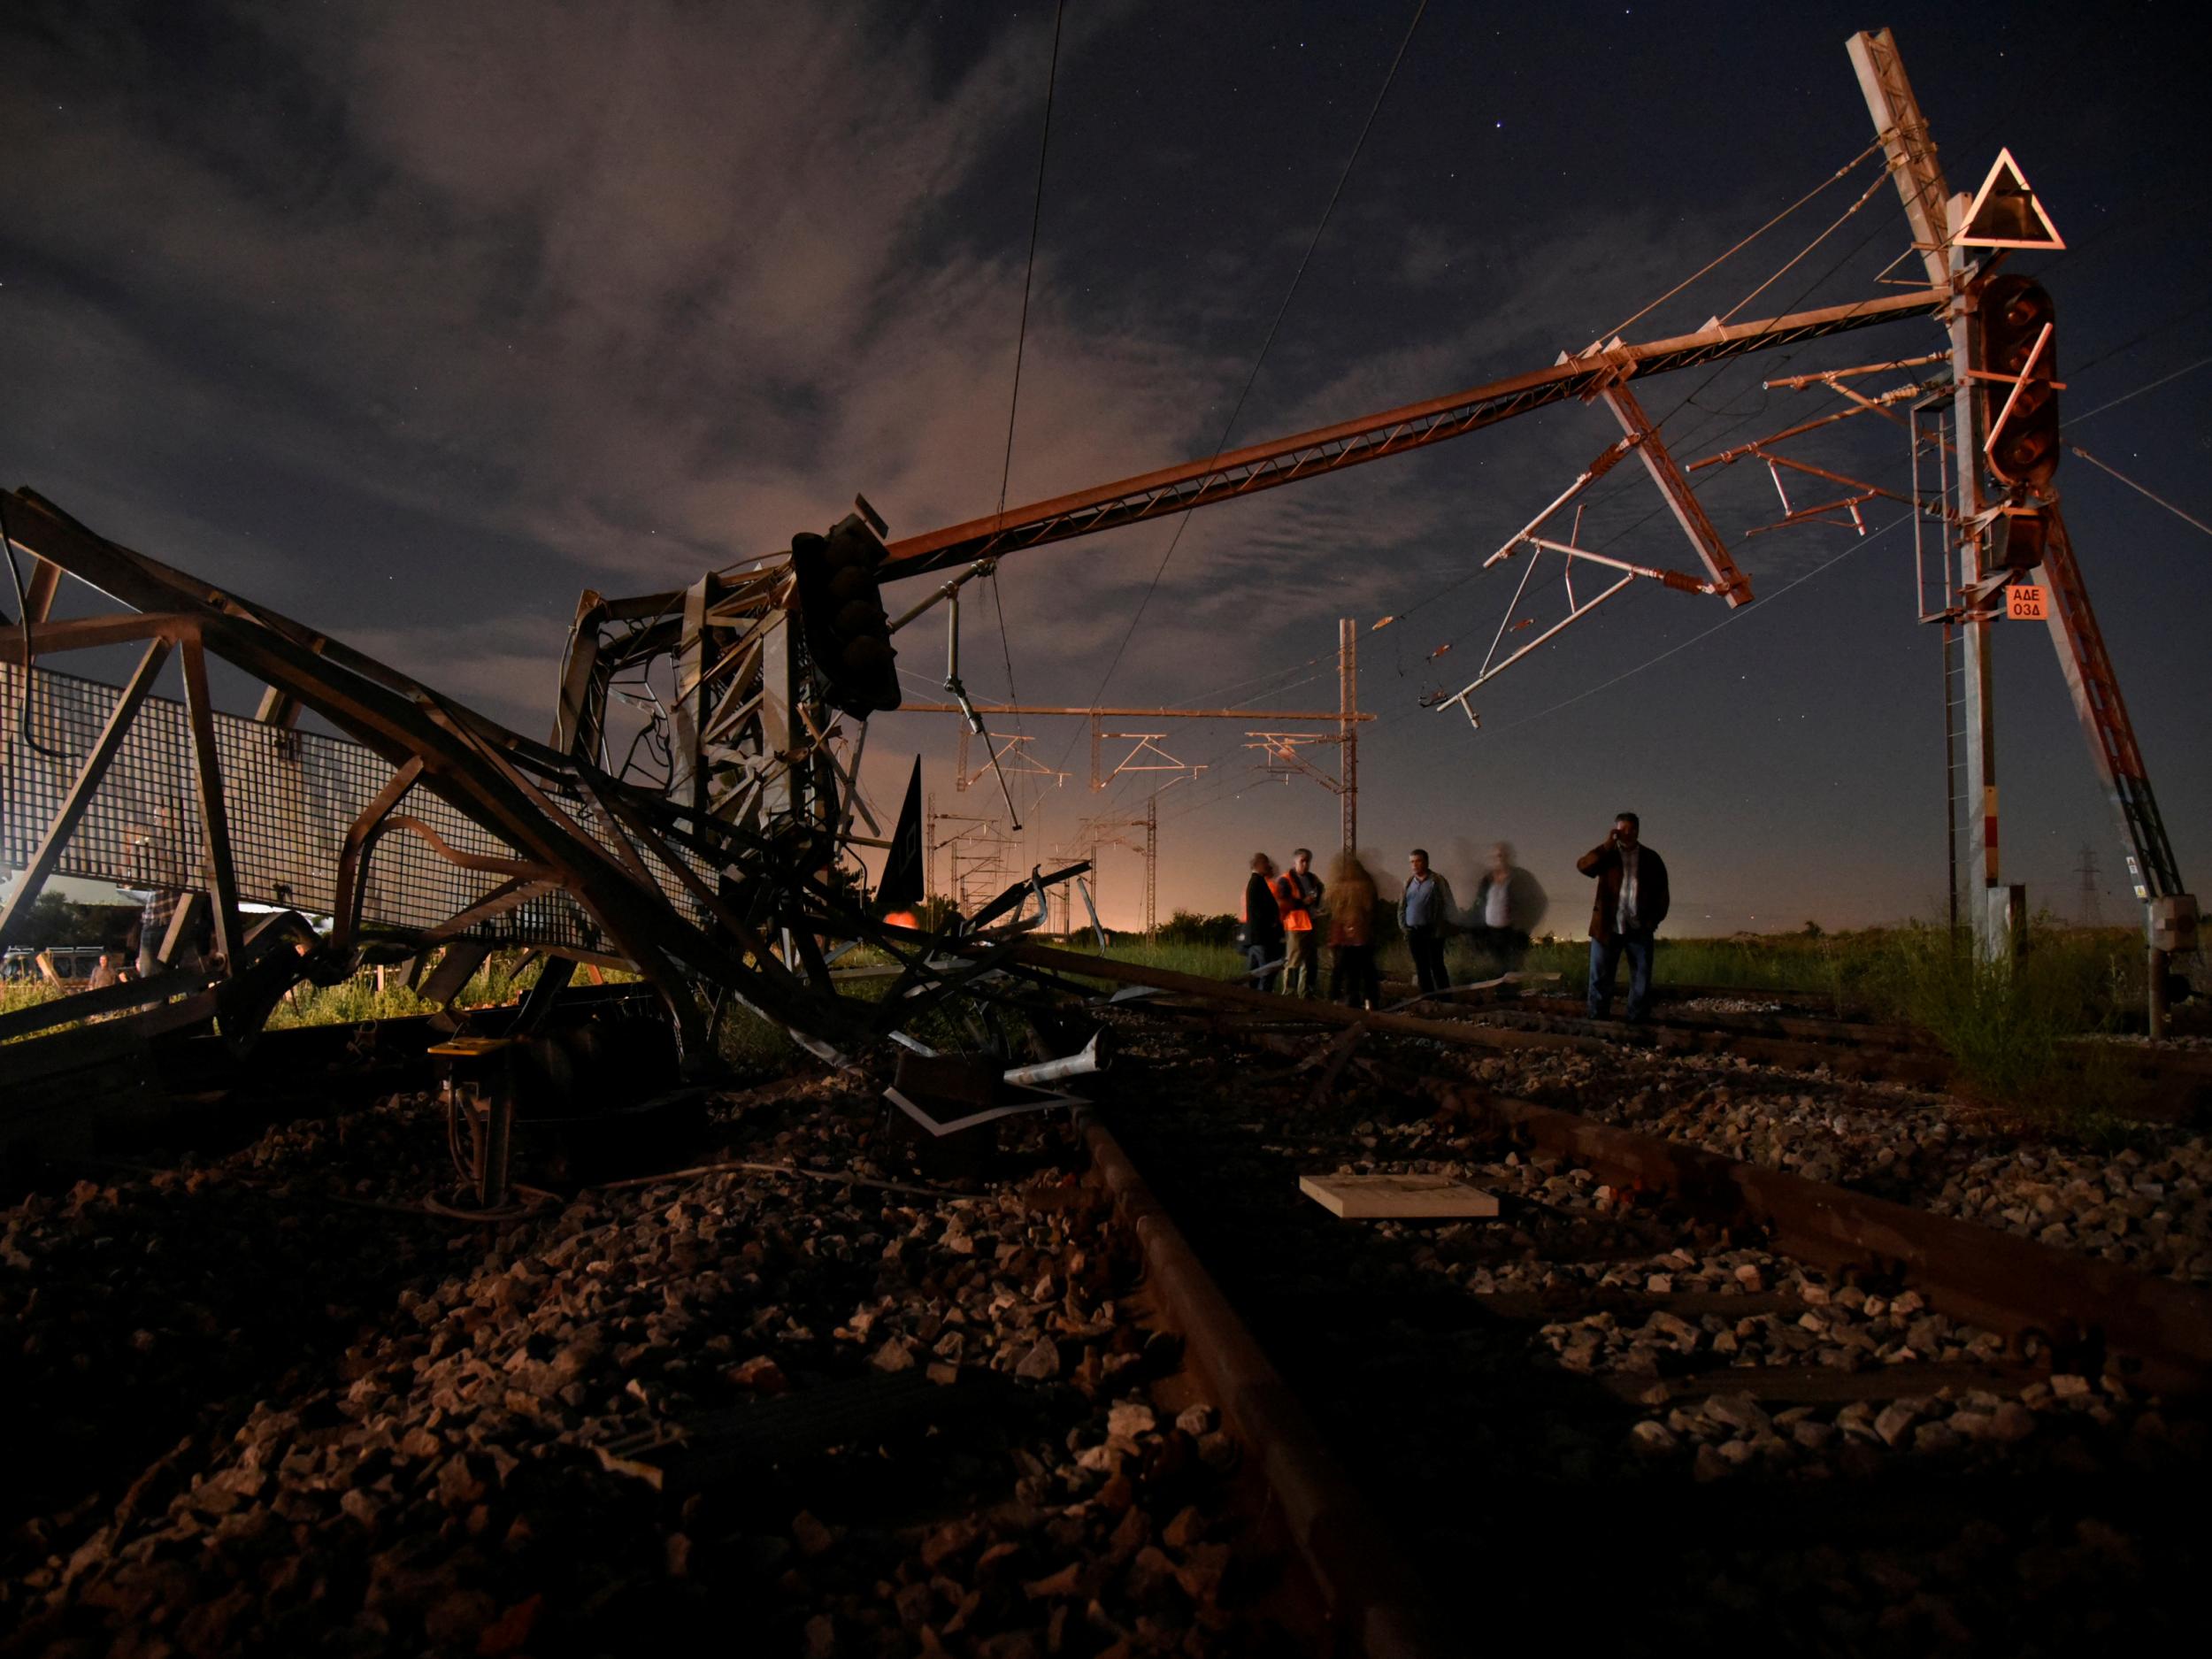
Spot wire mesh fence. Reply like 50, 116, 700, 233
0, 661, 628, 949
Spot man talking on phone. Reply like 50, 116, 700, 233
1577, 812, 1670, 1023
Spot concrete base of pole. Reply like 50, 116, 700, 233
1984, 884, 2027, 962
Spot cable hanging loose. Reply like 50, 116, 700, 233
2, 493, 79, 763
987, 0, 1067, 738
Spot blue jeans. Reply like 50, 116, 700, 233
1406, 926, 1449, 994
1588, 932, 1655, 1021
1246, 941, 1282, 994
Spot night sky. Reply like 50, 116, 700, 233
4, 2, 2207, 934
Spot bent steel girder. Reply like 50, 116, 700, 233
555, 564, 844, 859
4, 53, 1966, 1070
0, 490, 1064, 1057
876, 288, 1948, 580
564, 288, 1953, 854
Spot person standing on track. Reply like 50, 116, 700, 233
1326, 850, 1381, 1009
1275, 848, 1324, 997
1469, 841, 1545, 975
1401, 848, 1454, 995
1578, 811, 1670, 1023
1241, 853, 1285, 993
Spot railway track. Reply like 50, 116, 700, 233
1344, 977, 2212, 1118
1488, 987, 2212, 1099
1089, 1010, 2212, 1655
10, 949, 2209, 1655
1004, 945, 2212, 1123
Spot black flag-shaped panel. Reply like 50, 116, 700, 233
877, 757, 926, 913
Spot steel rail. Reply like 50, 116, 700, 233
1080, 1110, 1445, 1659
1417, 1076, 2212, 1398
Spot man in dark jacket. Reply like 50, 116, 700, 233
1576, 812, 1669, 1022
1400, 849, 1455, 995
1242, 853, 1285, 992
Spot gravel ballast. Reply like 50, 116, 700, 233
1098, 1011, 2209, 1655
1, 1082, 1289, 1658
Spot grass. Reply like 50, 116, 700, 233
1106, 929, 1891, 1003
14, 923, 2159, 1138
1102, 923, 2156, 1136
1, 979, 65, 1025
1102, 939, 1249, 979
1522, 932, 1880, 1009
1101, 931, 1882, 997
267, 952, 580, 1029
4, 951, 639, 1042
1864, 923, 2148, 1140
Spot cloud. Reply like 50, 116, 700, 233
7, 1, 2085, 932
342, 612, 572, 733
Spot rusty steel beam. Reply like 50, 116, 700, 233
179, 633, 244, 969
0, 612, 193, 661
21, 554, 60, 624
896, 702, 1374, 722
2033, 507, 2184, 901
880, 288, 1947, 580
0, 969, 213, 1047
2, 488, 1116, 1061
332, 758, 425, 951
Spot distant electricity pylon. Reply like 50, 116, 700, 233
2076, 842, 2103, 929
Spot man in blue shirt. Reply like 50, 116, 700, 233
1400, 849, 1454, 995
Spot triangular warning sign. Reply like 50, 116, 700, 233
1958, 148, 2064, 250
876, 757, 925, 915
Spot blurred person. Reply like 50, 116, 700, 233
1401, 848, 1455, 995
1275, 847, 1325, 997
1241, 853, 1284, 993
136, 887, 180, 978
1469, 841, 1547, 975
1578, 812, 1671, 1022
1326, 851, 1381, 1009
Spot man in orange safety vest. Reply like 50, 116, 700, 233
1273, 848, 1324, 997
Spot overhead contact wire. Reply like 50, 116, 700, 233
2069, 447, 2212, 540
1600, 139, 1886, 342
2066, 352, 2212, 426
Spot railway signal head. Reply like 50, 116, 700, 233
792, 509, 902, 717
1977, 274, 2061, 492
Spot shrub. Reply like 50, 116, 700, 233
1158, 910, 1240, 949
1872, 922, 2146, 1132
